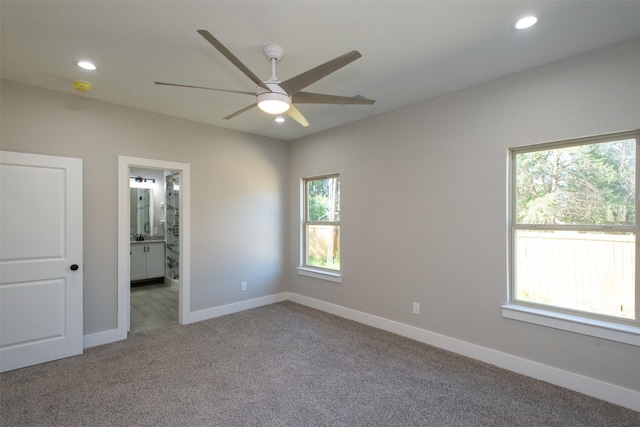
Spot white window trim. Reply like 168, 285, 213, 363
297, 266, 342, 283
506, 130, 640, 343
502, 304, 640, 346
300, 174, 341, 281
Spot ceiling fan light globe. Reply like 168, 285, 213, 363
258, 100, 291, 114
257, 92, 291, 114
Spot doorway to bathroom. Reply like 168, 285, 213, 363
129, 167, 179, 333
117, 156, 191, 340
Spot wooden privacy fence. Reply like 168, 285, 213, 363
308, 225, 340, 261
515, 230, 635, 319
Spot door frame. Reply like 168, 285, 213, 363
117, 156, 191, 339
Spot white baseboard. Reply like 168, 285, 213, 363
185, 292, 288, 324
165, 277, 180, 290
287, 292, 640, 412
83, 328, 125, 349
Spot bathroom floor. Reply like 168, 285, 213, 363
130, 283, 179, 334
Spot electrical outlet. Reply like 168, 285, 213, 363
241, 282, 247, 291
413, 302, 420, 315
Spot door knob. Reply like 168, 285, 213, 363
70, 264, 79, 271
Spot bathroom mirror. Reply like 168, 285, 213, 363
130, 188, 154, 237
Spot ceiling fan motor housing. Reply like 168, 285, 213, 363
264, 45, 284, 61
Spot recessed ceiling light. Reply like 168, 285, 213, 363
77, 61, 97, 71
514, 16, 538, 30
274, 117, 285, 123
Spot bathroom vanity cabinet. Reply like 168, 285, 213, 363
130, 241, 165, 281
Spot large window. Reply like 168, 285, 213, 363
509, 131, 639, 334
301, 174, 340, 277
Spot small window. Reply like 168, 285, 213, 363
302, 174, 340, 274
509, 131, 639, 326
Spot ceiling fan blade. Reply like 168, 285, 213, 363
223, 104, 257, 120
154, 81, 255, 96
293, 91, 375, 105
287, 105, 310, 127
279, 50, 362, 96
197, 30, 270, 92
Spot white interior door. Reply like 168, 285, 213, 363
0, 151, 83, 372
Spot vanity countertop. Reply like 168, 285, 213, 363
130, 239, 165, 244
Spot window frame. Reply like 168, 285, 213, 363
298, 173, 342, 283
505, 130, 640, 346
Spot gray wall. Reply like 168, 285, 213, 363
0, 80, 289, 333
2, 37, 638, 394
288, 38, 640, 391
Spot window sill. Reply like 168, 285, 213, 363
502, 304, 640, 346
297, 267, 342, 283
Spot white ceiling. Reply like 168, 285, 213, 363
2, 1, 639, 141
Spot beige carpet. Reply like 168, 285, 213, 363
1, 302, 638, 426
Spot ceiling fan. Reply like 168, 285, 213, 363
154, 30, 375, 127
